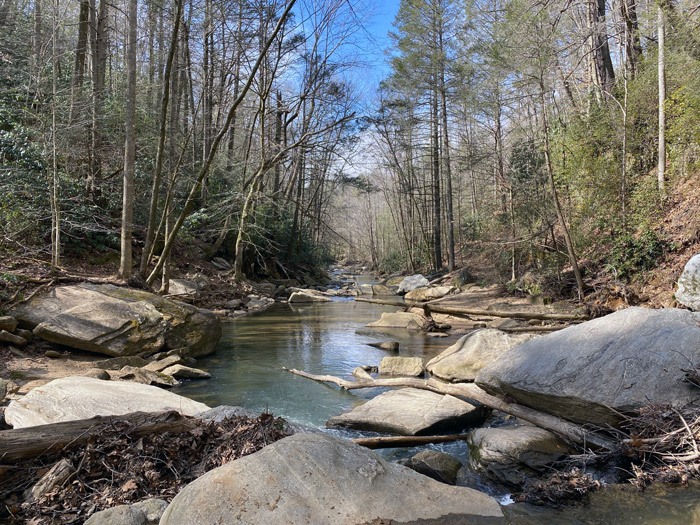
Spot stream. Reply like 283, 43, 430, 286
173, 287, 700, 524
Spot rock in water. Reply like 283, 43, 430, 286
405, 285, 455, 301
379, 356, 424, 377
476, 307, 700, 427
397, 274, 429, 293
427, 329, 537, 382
366, 311, 426, 330
327, 387, 485, 435
10, 283, 221, 357
4, 376, 209, 428
288, 291, 332, 303
159, 433, 504, 524
468, 426, 572, 487
676, 253, 700, 311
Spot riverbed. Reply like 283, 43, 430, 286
174, 295, 700, 524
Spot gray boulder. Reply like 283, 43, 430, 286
468, 425, 572, 487
10, 283, 221, 357
159, 433, 504, 524
161, 364, 211, 379
4, 376, 209, 428
366, 311, 426, 330
676, 253, 700, 310
405, 285, 455, 302
397, 274, 430, 293
327, 387, 485, 435
0, 316, 18, 332
379, 356, 423, 377
476, 307, 700, 427
288, 291, 331, 303
427, 329, 537, 382
132, 498, 168, 524
84, 505, 146, 525
404, 449, 463, 485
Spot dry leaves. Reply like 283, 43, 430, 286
0, 413, 289, 524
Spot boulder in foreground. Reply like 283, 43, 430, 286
4, 376, 210, 428
327, 387, 485, 435
10, 283, 221, 358
160, 433, 504, 524
476, 307, 700, 427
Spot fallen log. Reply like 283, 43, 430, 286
284, 368, 616, 451
353, 434, 469, 449
0, 410, 196, 463
355, 297, 588, 322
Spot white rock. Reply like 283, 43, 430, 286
677, 253, 700, 310
5, 376, 209, 428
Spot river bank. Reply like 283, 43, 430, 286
2, 260, 700, 523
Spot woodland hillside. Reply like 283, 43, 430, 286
0, 0, 699, 303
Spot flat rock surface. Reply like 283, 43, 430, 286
160, 433, 504, 525
5, 376, 209, 428
427, 329, 537, 382
327, 387, 485, 435
476, 307, 700, 427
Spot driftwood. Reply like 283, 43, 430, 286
284, 368, 617, 451
353, 434, 469, 449
355, 296, 588, 322
501, 325, 567, 333
25, 458, 74, 502
0, 410, 196, 463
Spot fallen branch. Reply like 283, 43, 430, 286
355, 297, 588, 322
0, 411, 196, 463
285, 368, 617, 451
353, 434, 468, 449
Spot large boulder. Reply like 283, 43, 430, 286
4, 376, 209, 428
327, 387, 485, 435
366, 311, 426, 330
468, 425, 572, 487
676, 253, 700, 311
397, 274, 430, 293
405, 285, 455, 302
476, 307, 700, 427
10, 283, 221, 357
160, 433, 504, 524
427, 329, 538, 382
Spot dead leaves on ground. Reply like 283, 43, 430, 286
0, 413, 289, 524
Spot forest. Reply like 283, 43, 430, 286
1, 0, 699, 300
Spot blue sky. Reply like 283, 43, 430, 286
360, 0, 401, 83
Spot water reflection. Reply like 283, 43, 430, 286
173, 299, 458, 428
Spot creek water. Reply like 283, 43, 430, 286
173, 292, 700, 524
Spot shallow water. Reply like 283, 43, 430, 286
173, 294, 700, 524
173, 298, 458, 428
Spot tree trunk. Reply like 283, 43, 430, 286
539, 81, 585, 301
118, 0, 137, 280
657, 4, 666, 196
140, 0, 184, 278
